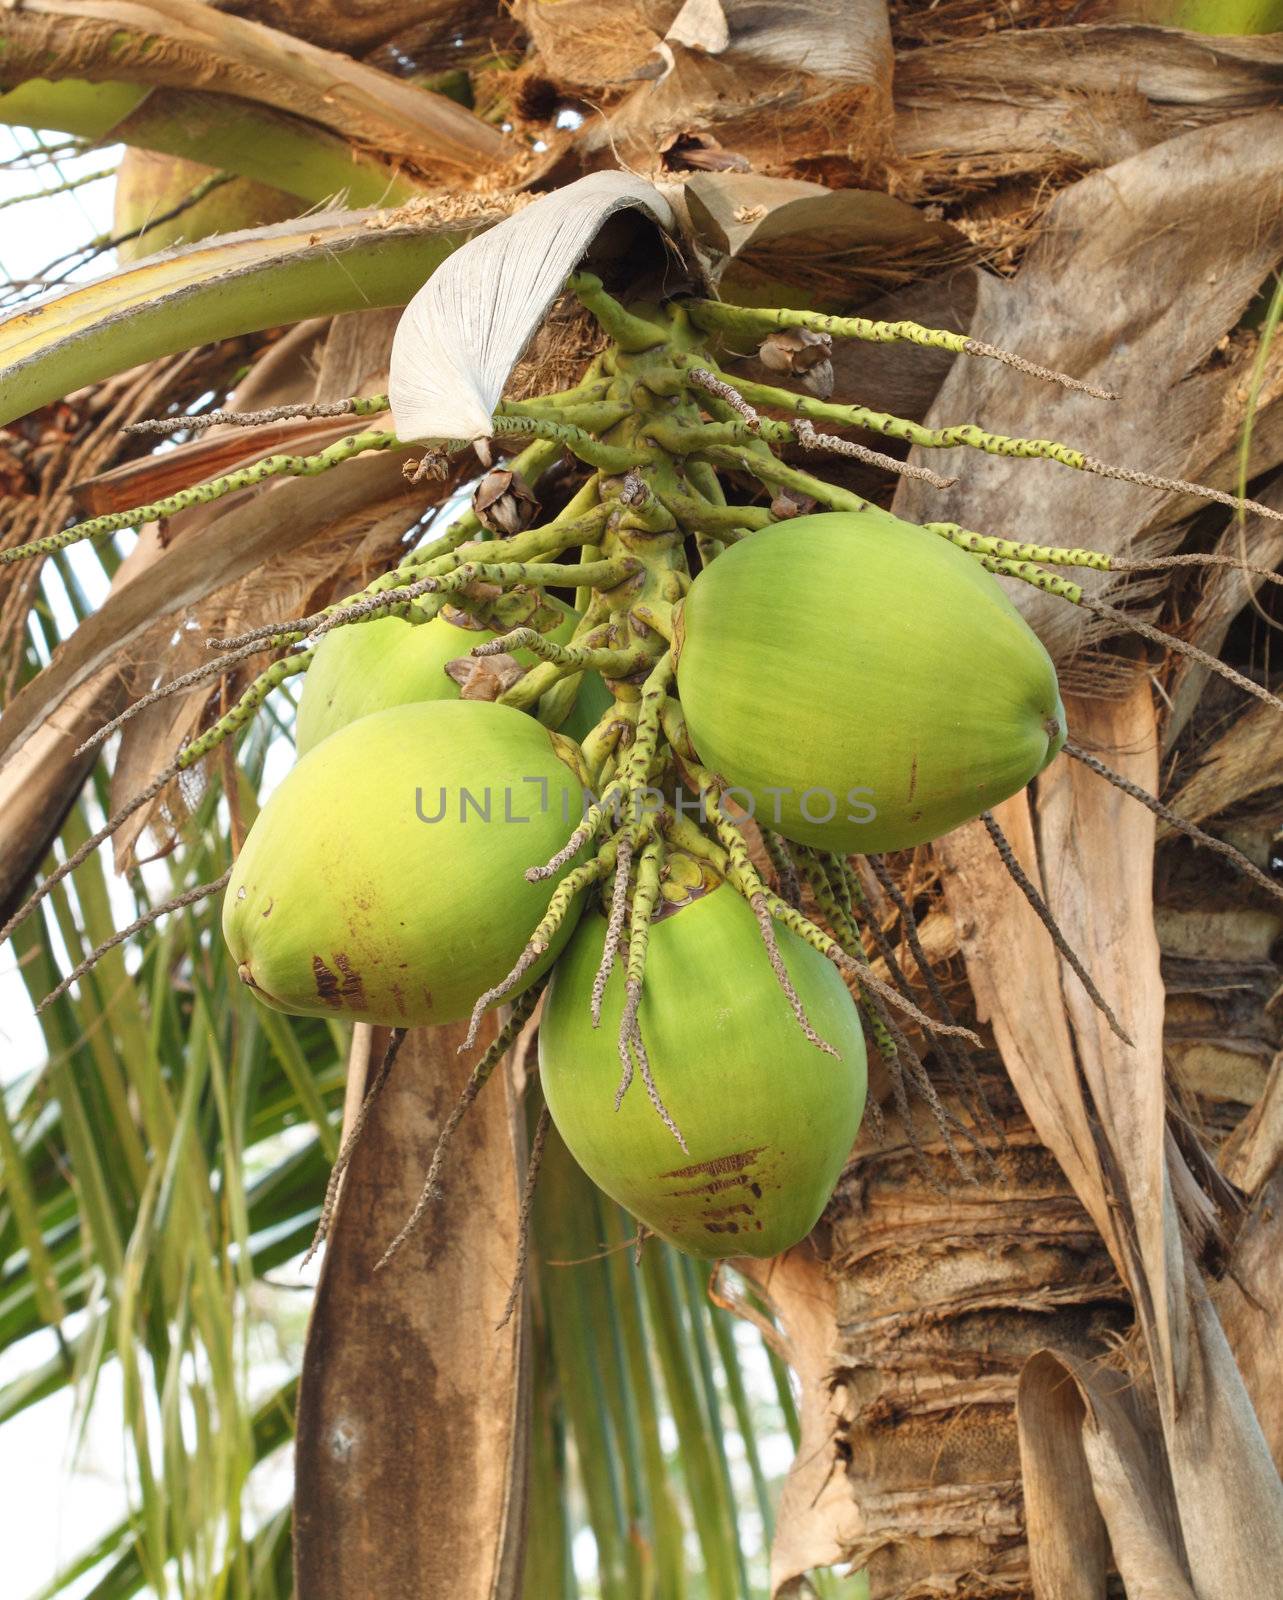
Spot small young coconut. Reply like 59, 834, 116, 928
296, 597, 582, 756
224, 700, 587, 1026
539, 881, 867, 1259
674, 510, 1066, 854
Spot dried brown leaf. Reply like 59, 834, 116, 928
736, 1249, 859, 1597
1017, 1349, 1190, 1600
893, 25, 1283, 199
294, 1018, 529, 1598
0, 0, 507, 176
893, 112, 1283, 673
539, 0, 894, 181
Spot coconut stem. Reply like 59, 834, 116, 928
0, 759, 185, 951
496, 1101, 552, 1331
747, 892, 838, 1057
592, 831, 634, 1027
36, 868, 232, 1014
1063, 744, 1283, 904
979, 809, 1132, 1044
123, 394, 393, 437
685, 300, 1115, 400
462, 844, 619, 1050
177, 652, 314, 769
865, 855, 1003, 1141
615, 837, 661, 1099
304, 1027, 408, 1267
472, 627, 645, 677
0, 431, 401, 565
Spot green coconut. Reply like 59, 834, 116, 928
674, 509, 1066, 854
224, 699, 587, 1027
296, 600, 588, 756
539, 881, 867, 1259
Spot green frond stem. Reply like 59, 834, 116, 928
692, 441, 871, 515
502, 397, 634, 435
616, 835, 665, 1106
489, 406, 645, 473
418, 554, 643, 604
686, 458, 729, 506
704, 368, 1283, 521
375, 981, 547, 1272
473, 627, 648, 677
122, 393, 393, 438
581, 704, 637, 786
629, 599, 677, 642
592, 828, 636, 1026
527, 777, 630, 883
0, 431, 401, 564
679, 460, 735, 563
535, 670, 586, 731
747, 889, 840, 1057
462, 843, 621, 1050
927, 521, 1113, 570
459, 504, 615, 570
702, 372, 1094, 470
568, 272, 669, 353
659, 491, 774, 537
975, 555, 1084, 604
660, 806, 730, 871
617, 839, 689, 1152
658, 697, 699, 764
621, 652, 675, 793
684, 300, 1117, 401
504, 373, 614, 413
177, 652, 314, 770
761, 829, 803, 909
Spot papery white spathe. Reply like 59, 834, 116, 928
389, 171, 674, 444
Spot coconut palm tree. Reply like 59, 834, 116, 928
1, 4, 1282, 1598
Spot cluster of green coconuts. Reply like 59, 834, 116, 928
221, 308, 1066, 1263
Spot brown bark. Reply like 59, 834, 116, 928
294, 1020, 530, 1599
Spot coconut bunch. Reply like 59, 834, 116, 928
11, 173, 1283, 1271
